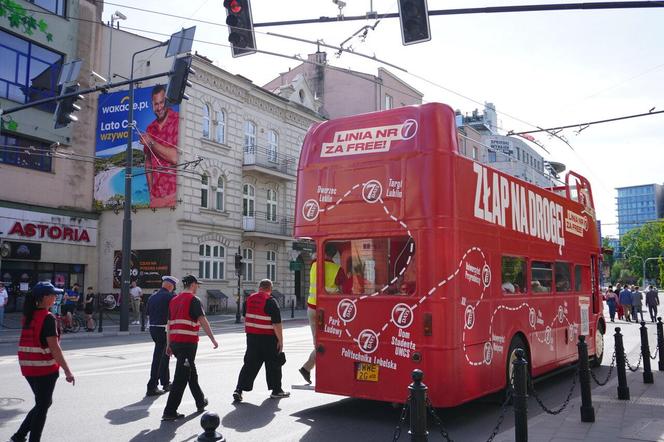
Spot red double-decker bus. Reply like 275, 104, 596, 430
294, 103, 604, 407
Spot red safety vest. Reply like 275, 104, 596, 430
17, 310, 60, 377
168, 292, 200, 343
245, 291, 275, 335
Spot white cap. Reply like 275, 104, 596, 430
162, 275, 179, 286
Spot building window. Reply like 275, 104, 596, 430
199, 243, 225, 280
267, 130, 278, 163
216, 177, 225, 211
29, 0, 66, 16
215, 110, 225, 144
0, 30, 63, 110
244, 120, 256, 153
243, 184, 255, 217
488, 151, 497, 163
385, 94, 393, 110
0, 134, 52, 172
472, 146, 478, 160
267, 250, 276, 282
201, 174, 209, 208
266, 189, 277, 222
202, 104, 210, 139
242, 248, 254, 281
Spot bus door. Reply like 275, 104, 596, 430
553, 262, 578, 362
529, 261, 558, 369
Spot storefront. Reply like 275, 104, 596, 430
0, 207, 98, 312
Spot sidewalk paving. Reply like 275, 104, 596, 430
493, 361, 664, 441
0, 308, 309, 344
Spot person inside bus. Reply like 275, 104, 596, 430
501, 282, 516, 294
300, 243, 347, 385
531, 280, 549, 293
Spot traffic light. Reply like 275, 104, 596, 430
235, 252, 243, 275
397, 0, 431, 45
224, 0, 256, 57
166, 55, 194, 105
54, 83, 83, 129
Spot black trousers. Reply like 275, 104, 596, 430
147, 326, 170, 391
14, 372, 58, 442
648, 304, 658, 322
236, 334, 281, 392
163, 342, 205, 415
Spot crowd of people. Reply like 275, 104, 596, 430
604, 283, 660, 323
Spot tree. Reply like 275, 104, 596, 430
621, 221, 664, 284
0, 0, 53, 41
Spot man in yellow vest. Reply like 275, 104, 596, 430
299, 243, 347, 384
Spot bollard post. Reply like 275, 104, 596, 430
408, 369, 428, 442
577, 335, 595, 422
97, 293, 103, 333
291, 298, 295, 319
640, 321, 654, 384
614, 327, 630, 400
657, 317, 664, 371
197, 411, 225, 442
513, 349, 528, 442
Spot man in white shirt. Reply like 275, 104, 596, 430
0, 282, 8, 331
130, 281, 143, 325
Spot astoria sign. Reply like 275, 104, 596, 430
0, 208, 97, 247
8, 222, 91, 243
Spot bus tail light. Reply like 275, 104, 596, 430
423, 312, 432, 336
317, 308, 325, 330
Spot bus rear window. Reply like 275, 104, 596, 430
323, 236, 415, 296
501, 256, 526, 294
531, 261, 553, 293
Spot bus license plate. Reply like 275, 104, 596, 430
356, 363, 379, 382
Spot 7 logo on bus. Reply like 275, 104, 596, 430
391, 303, 414, 329
362, 180, 383, 203
337, 299, 357, 323
357, 329, 379, 353
302, 199, 320, 222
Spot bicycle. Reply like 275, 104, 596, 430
54, 311, 80, 334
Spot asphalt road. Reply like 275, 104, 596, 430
0, 313, 656, 442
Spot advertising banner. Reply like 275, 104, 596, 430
94, 86, 180, 209
113, 249, 171, 289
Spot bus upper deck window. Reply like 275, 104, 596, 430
501, 256, 526, 295
531, 261, 553, 293
323, 236, 415, 296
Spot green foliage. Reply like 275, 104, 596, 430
621, 221, 664, 284
0, 0, 53, 41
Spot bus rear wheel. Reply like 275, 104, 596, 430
590, 322, 605, 368
505, 336, 529, 395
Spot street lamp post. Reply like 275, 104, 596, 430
119, 41, 168, 332
235, 247, 243, 324
108, 11, 127, 82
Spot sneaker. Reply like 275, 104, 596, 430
299, 367, 312, 384
11, 434, 27, 442
146, 389, 166, 397
161, 413, 184, 421
270, 390, 291, 399
232, 390, 243, 402
196, 398, 209, 412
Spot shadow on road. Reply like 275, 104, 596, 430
221, 397, 280, 432
128, 412, 201, 442
105, 395, 162, 425
0, 398, 25, 430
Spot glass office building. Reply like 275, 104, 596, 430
616, 184, 664, 237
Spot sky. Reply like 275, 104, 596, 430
101, 0, 664, 236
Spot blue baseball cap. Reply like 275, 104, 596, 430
33, 282, 63, 298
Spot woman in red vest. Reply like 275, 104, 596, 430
12, 282, 74, 442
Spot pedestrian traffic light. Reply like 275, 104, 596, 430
54, 83, 83, 129
235, 253, 243, 272
224, 0, 256, 57
397, 0, 431, 45
166, 55, 194, 105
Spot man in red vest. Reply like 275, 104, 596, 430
233, 279, 290, 402
161, 275, 218, 421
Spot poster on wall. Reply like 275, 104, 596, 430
113, 249, 171, 289
94, 86, 180, 209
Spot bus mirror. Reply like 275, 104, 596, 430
423, 312, 432, 336
317, 308, 325, 329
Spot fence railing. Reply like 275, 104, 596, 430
243, 146, 297, 177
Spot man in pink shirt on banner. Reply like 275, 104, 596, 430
140, 84, 179, 208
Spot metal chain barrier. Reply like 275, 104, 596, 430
485, 389, 513, 442
589, 351, 616, 386
528, 366, 579, 415
426, 398, 454, 442
625, 351, 643, 372
650, 345, 659, 360
391, 396, 410, 442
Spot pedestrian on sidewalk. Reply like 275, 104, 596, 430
145, 276, 177, 396
605, 285, 617, 322
233, 279, 290, 402
631, 285, 644, 323
646, 285, 660, 323
129, 281, 142, 325
83, 286, 96, 331
300, 244, 347, 385
12, 282, 74, 442
62, 283, 80, 332
619, 284, 633, 322
162, 275, 218, 421
0, 281, 8, 331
